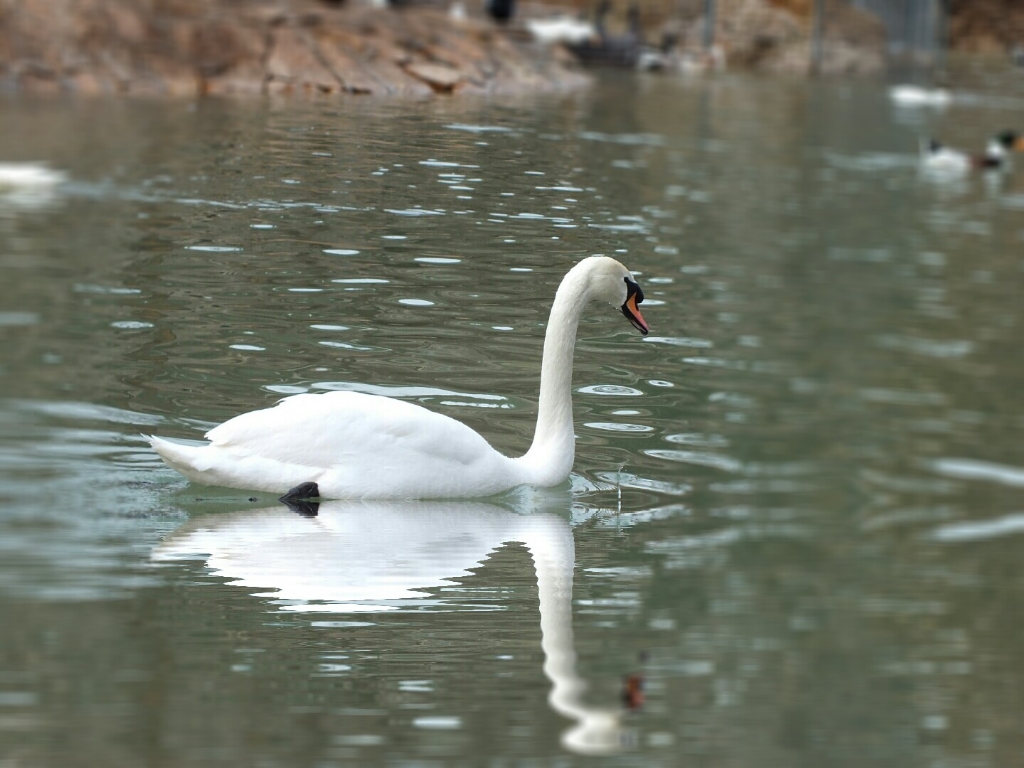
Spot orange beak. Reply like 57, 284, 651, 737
1015, 136, 1024, 152
622, 293, 649, 335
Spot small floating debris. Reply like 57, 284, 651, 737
111, 321, 154, 329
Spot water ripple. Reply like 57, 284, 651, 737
929, 458, 1024, 488
930, 513, 1024, 543
643, 336, 714, 348
578, 385, 643, 397
644, 449, 742, 472
584, 422, 655, 433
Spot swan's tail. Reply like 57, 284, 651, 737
147, 434, 308, 494
147, 435, 211, 483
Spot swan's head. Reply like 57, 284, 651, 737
579, 256, 649, 336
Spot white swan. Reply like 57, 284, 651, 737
152, 499, 635, 753
149, 256, 649, 499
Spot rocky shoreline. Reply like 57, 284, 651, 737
2, 0, 1017, 100
0, 0, 589, 98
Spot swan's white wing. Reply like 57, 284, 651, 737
196, 391, 518, 497
208, 391, 497, 466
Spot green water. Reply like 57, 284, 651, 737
2, 70, 1024, 766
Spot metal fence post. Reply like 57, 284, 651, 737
934, 0, 948, 69
703, 0, 717, 50
810, 0, 825, 73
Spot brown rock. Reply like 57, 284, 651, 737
196, 22, 269, 95
310, 28, 384, 94
266, 26, 340, 92
403, 61, 465, 93
948, 0, 1024, 53
104, 3, 147, 45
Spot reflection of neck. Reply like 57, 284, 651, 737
517, 516, 627, 755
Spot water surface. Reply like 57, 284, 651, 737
2, 70, 1024, 766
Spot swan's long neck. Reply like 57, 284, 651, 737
517, 269, 589, 484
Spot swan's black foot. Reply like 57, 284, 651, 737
279, 482, 321, 517
281, 481, 320, 501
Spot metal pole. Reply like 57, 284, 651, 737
902, 0, 914, 58
917, 0, 929, 61
810, 0, 825, 74
916, 0, 928, 61
934, 0, 948, 70
703, 0, 716, 51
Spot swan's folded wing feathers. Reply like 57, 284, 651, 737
204, 391, 496, 469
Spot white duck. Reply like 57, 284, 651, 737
152, 498, 636, 753
149, 256, 650, 500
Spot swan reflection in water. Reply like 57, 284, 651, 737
152, 498, 635, 754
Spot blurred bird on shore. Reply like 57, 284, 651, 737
526, 14, 597, 46
890, 84, 952, 108
487, 0, 515, 22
